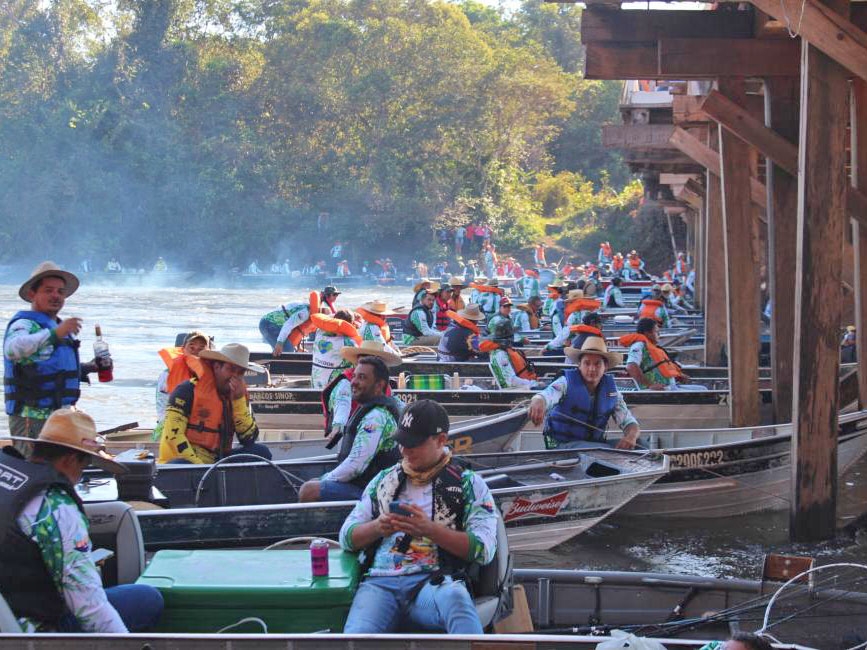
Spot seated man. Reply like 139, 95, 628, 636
339, 400, 499, 634
437, 305, 486, 362
300, 355, 401, 502
310, 309, 360, 389
635, 285, 671, 328
529, 337, 641, 450
402, 290, 443, 347
602, 277, 626, 308
481, 320, 539, 390
2, 408, 163, 632
158, 343, 272, 463
510, 296, 542, 346
619, 318, 707, 391
570, 311, 603, 352
485, 295, 513, 336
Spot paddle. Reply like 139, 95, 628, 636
98, 422, 139, 436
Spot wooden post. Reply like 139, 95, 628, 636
765, 78, 800, 423
718, 77, 761, 427
694, 202, 705, 309
790, 0, 849, 542
705, 126, 727, 367
853, 79, 867, 408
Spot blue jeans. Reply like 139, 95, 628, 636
258, 318, 295, 351
319, 479, 363, 501
58, 584, 163, 632
343, 574, 482, 634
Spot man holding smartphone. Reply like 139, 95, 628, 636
338, 400, 500, 633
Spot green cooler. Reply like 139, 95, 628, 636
136, 549, 360, 633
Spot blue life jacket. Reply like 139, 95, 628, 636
4, 311, 81, 416
553, 298, 566, 329
543, 370, 618, 445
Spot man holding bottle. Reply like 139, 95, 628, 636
3, 262, 110, 453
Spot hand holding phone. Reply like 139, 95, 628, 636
388, 501, 413, 517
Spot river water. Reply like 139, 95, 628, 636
1, 281, 866, 583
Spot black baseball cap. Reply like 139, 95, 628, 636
394, 400, 450, 448
323, 285, 340, 295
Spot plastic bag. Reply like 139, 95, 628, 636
595, 630, 669, 650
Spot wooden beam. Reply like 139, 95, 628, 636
602, 124, 675, 149
622, 151, 699, 166
765, 78, 800, 425
853, 79, 867, 408
705, 125, 727, 366
587, 39, 800, 80
718, 78, 761, 427
701, 90, 799, 175
659, 173, 699, 186
581, 8, 754, 43
683, 178, 706, 197
585, 43, 657, 80
790, 0, 849, 543
669, 127, 769, 214
658, 39, 800, 78
751, 0, 867, 82
698, 90, 867, 224
673, 95, 709, 125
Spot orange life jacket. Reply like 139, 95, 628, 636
478, 340, 537, 380
638, 299, 665, 323
629, 257, 642, 270
515, 303, 540, 330
569, 324, 603, 337
601, 243, 612, 258
158, 347, 205, 395
565, 298, 601, 318
618, 333, 682, 379
357, 309, 392, 343
448, 294, 466, 312
185, 363, 232, 456
612, 258, 624, 271
288, 291, 320, 348
446, 310, 480, 335
470, 283, 505, 296
310, 312, 362, 344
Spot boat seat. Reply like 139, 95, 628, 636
85, 501, 146, 586
0, 592, 22, 633
473, 514, 511, 629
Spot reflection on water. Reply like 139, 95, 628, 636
1, 282, 865, 580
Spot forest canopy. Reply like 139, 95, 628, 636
0, 0, 641, 270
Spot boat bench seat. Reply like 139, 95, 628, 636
85, 501, 146, 587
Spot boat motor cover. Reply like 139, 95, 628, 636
136, 549, 360, 633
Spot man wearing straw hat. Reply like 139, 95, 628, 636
528, 337, 641, 450
357, 300, 401, 355
437, 304, 487, 362
301, 348, 402, 502
0, 408, 163, 632
158, 343, 272, 464
4, 261, 105, 453
446, 277, 467, 312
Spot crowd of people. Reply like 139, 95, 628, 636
0, 255, 848, 645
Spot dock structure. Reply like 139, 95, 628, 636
562, 0, 867, 541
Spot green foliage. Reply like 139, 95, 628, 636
0, 0, 635, 268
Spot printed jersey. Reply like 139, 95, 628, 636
320, 407, 398, 484
340, 467, 497, 577
4, 317, 64, 419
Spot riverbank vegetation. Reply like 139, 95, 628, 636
0, 0, 643, 269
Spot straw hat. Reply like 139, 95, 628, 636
447, 276, 467, 289
413, 278, 434, 293
661, 283, 673, 294
474, 276, 488, 284
547, 279, 567, 289
340, 340, 402, 367
357, 300, 396, 316
455, 304, 486, 322
565, 336, 621, 367
564, 289, 585, 302
200, 343, 262, 372
19, 261, 80, 301
9, 408, 126, 474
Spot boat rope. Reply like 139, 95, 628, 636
217, 616, 268, 633
779, 0, 808, 38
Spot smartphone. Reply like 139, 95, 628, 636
91, 548, 115, 564
388, 501, 413, 517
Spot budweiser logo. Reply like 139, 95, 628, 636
503, 491, 569, 523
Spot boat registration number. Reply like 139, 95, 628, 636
668, 449, 725, 468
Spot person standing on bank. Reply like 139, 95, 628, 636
300, 355, 401, 502
0, 408, 163, 632
528, 337, 641, 450
158, 343, 272, 464
4, 262, 108, 454
339, 399, 499, 634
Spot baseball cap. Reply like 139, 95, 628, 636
394, 400, 450, 448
